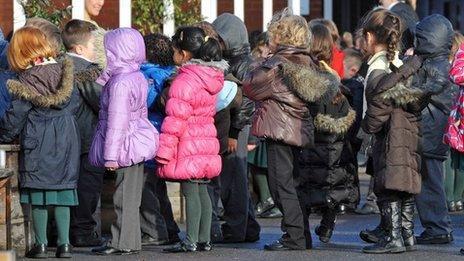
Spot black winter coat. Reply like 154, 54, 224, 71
390, 2, 419, 51
0, 58, 80, 190
413, 14, 457, 160
297, 95, 358, 209
69, 55, 103, 155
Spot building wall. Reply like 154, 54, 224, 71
0, 0, 14, 38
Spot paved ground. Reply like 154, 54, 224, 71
19, 174, 464, 260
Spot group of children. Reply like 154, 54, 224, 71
1, 3, 464, 259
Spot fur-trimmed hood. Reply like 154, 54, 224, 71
380, 76, 423, 106
280, 62, 339, 103
7, 57, 74, 108
186, 59, 229, 72
315, 109, 356, 135
74, 64, 101, 84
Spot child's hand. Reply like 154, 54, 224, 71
104, 161, 119, 171
247, 144, 257, 151
228, 138, 238, 153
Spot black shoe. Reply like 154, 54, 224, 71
92, 246, 139, 255
260, 207, 282, 218
256, 198, 275, 216
338, 204, 347, 215
416, 233, 453, 244
197, 242, 212, 251
26, 244, 48, 259
245, 234, 260, 243
163, 241, 197, 253
362, 201, 406, 254
315, 225, 333, 243
456, 201, 463, 211
71, 233, 104, 247
460, 248, 464, 255
448, 201, 457, 212
355, 202, 380, 215
360, 225, 385, 244
264, 240, 300, 251
55, 244, 72, 258
141, 234, 170, 246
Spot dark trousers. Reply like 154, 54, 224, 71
415, 158, 453, 236
220, 126, 261, 241
71, 154, 104, 238
140, 168, 180, 241
267, 139, 306, 250
207, 176, 222, 237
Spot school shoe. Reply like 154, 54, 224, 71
92, 246, 139, 255
197, 242, 212, 251
141, 234, 170, 246
362, 201, 406, 254
55, 244, 72, 258
264, 240, 303, 251
416, 233, 453, 244
456, 201, 463, 211
163, 241, 197, 253
26, 244, 48, 259
460, 248, 464, 255
401, 197, 416, 251
260, 207, 282, 218
256, 198, 275, 216
448, 201, 457, 212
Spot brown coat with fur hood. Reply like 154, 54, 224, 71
243, 47, 338, 147
362, 67, 422, 195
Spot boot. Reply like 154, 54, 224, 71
359, 207, 386, 244
401, 196, 416, 251
363, 201, 406, 254
315, 207, 337, 243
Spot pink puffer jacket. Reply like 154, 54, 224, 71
156, 59, 227, 180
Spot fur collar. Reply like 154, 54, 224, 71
280, 62, 339, 103
74, 64, 102, 84
314, 109, 356, 135
7, 57, 74, 107
186, 59, 229, 72
380, 76, 422, 106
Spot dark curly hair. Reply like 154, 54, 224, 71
361, 9, 402, 61
144, 33, 175, 66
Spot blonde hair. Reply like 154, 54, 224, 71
7, 27, 56, 72
268, 9, 310, 49
450, 31, 464, 62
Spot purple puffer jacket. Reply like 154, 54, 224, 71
89, 28, 159, 168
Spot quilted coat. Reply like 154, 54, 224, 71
156, 59, 227, 180
89, 28, 159, 168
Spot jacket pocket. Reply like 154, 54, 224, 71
21, 138, 39, 172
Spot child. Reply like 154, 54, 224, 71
360, 9, 423, 254
244, 10, 339, 251
0, 27, 80, 258
61, 19, 105, 247
412, 14, 455, 245
89, 28, 159, 255
444, 32, 464, 213
139, 33, 180, 246
156, 26, 226, 253
297, 21, 357, 244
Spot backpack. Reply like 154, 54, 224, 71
444, 88, 464, 152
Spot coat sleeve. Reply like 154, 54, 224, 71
103, 81, 130, 164
155, 74, 193, 164
0, 98, 32, 143
362, 72, 393, 134
76, 81, 102, 114
450, 43, 464, 85
243, 62, 277, 102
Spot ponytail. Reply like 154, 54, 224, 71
385, 13, 401, 61
172, 26, 222, 62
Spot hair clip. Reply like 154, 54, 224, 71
180, 31, 184, 41
204, 36, 210, 42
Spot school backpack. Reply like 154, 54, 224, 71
443, 88, 464, 152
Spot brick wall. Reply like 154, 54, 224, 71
245, 0, 263, 32
94, 0, 119, 29
0, 0, 14, 38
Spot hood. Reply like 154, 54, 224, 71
0, 29, 9, 71
415, 14, 453, 58
102, 28, 145, 81
213, 13, 250, 56
141, 63, 175, 91
280, 62, 339, 103
7, 58, 74, 108
216, 80, 238, 112
314, 109, 356, 135
180, 59, 228, 95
